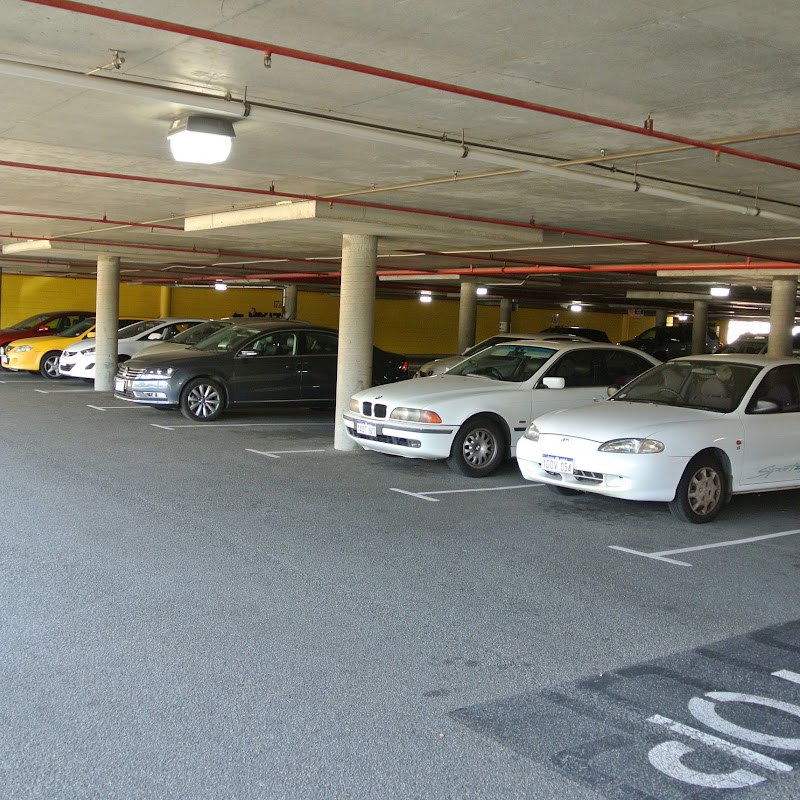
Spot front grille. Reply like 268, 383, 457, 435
359, 402, 388, 418
117, 364, 146, 379
574, 470, 603, 483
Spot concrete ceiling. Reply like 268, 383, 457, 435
2, 0, 800, 319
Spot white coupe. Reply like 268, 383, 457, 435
345, 340, 659, 476
516, 355, 800, 523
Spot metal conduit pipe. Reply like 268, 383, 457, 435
3, 54, 799, 228
21, 0, 800, 174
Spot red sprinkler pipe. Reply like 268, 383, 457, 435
22, 0, 800, 174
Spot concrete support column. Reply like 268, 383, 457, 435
334, 234, 378, 451
283, 284, 298, 319
159, 286, 172, 318
691, 300, 709, 355
499, 298, 513, 333
767, 276, 797, 357
457, 280, 478, 354
94, 254, 120, 391
655, 308, 668, 327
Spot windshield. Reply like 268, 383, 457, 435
613, 359, 761, 412
118, 319, 163, 338
191, 324, 261, 353
61, 318, 97, 337
448, 343, 556, 382
172, 320, 228, 345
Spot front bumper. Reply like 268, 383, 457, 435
1, 351, 41, 371
343, 413, 456, 460
516, 435, 689, 502
113, 375, 178, 407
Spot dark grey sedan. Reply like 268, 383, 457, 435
113, 319, 409, 421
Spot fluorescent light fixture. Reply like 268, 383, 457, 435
677, 314, 690, 321
710, 286, 730, 297
168, 115, 235, 164
420, 289, 432, 295
476, 287, 489, 296
419, 295, 433, 303
214, 281, 228, 291
569, 303, 583, 312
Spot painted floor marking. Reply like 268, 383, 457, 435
773, 669, 800, 685
34, 387, 95, 394
150, 421, 333, 431
609, 527, 800, 567
391, 483, 543, 502
87, 404, 143, 411
246, 447, 327, 459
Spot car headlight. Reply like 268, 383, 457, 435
598, 438, 664, 454
141, 366, 174, 377
14, 345, 33, 352
81, 347, 96, 356
349, 398, 360, 412
390, 407, 442, 423
523, 423, 540, 441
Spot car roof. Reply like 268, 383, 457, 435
224, 318, 329, 331
487, 338, 648, 353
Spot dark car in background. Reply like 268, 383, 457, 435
0, 310, 94, 350
538, 325, 610, 342
114, 319, 409, 421
618, 323, 719, 361
717, 332, 800, 356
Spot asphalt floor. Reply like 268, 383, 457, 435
2, 372, 799, 799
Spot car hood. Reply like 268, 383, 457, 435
533, 399, 727, 441
6, 333, 83, 349
126, 348, 226, 368
355, 374, 516, 405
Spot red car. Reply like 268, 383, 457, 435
0, 311, 94, 349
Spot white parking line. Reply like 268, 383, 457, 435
150, 422, 334, 431
246, 448, 327, 459
87, 404, 143, 411
609, 527, 800, 567
34, 388, 95, 394
391, 483, 543, 502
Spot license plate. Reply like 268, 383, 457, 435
356, 420, 377, 437
114, 378, 124, 392
542, 454, 574, 474
1, 356, 8, 365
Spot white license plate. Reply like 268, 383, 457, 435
114, 378, 124, 392
1, 356, 7, 365
356, 420, 377, 437
542, 454, 574, 474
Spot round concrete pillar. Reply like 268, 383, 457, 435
767, 276, 797, 357
283, 284, 298, 320
691, 300, 709, 355
499, 298, 513, 333
94, 254, 121, 391
458, 280, 478, 354
655, 308, 668, 327
334, 234, 378, 451
159, 286, 172, 318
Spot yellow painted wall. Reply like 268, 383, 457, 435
1, 274, 659, 354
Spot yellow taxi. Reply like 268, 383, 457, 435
1, 317, 141, 378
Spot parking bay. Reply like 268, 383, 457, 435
2, 376, 799, 798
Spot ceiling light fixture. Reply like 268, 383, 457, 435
710, 286, 731, 297
476, 287, 489, 296
214, 280, 228, 291
569, 303, 583, 312
168, 115, 236, 164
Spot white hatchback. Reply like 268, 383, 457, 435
516, 355, 800, 523
58, 318, 206, 380
345, 340, 658, 476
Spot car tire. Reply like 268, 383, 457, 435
39, 351, 62, 379
180, 377, 225, 422
545, 484, 583, 496
446, 416, 505, 477
668, 453, 727, 524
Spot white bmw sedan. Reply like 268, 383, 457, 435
516, 355, 800, 523
345, 340, 658, 476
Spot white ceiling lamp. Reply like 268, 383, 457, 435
419, 290, 433, 303
168, 115, 236, 164
710, 286, 731, 297
476, 287, 489, 296
214, 280, 228, 291
569, 303, 583, 312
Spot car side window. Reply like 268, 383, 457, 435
304, 331, 338, 355
599, 350, 655, 386
250, 331, 297, 356
745, 365, 800, 414
545, 351, 601, 387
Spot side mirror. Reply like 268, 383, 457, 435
237, 349, 259, 358
86, 331, 96, 338
147, 332, 163, 340
540, 376, 566, 389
